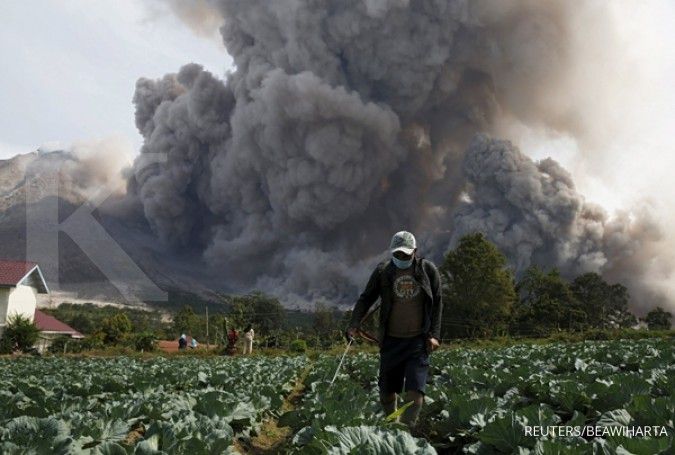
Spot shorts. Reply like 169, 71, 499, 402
378, 333, 430, 395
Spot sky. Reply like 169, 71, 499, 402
0, 0, 674, 308
0, 0, 230, 158
1, 0, 674, 231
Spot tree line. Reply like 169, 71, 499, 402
37, 293, 347, 353
4, 232, 671, 354
439, 233, 672, 338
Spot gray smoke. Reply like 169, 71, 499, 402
126, 0, 670, 312
450, 135, 666, 311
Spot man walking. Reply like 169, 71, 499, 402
346, 231, 443, 429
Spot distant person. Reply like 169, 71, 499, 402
346, 231, 443, 429
228, 328, 239, 346
243, 324, 255, 355
178, 334, 187, 350
226, 328, 239, 356
190, 337, 198, 349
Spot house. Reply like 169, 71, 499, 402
33, 309, 84, 352
0, 260, 82, 351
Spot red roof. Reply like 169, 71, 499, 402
34, 309, 83, 338
0, 260, 37, 286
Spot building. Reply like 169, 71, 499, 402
0, 260, 82, 351
33, 309, 84, 352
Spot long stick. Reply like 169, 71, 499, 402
327, 299, 381, 388
328, 338, 353, 388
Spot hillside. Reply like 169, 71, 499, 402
0, 151, 224, 309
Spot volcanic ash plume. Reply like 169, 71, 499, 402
451, 135, 666, 311
126, 0, 671, 311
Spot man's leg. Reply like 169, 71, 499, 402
380, 391, 397, 416
400, 390, 424, 427
378, 355, 405, 419
400, 337, 429, 428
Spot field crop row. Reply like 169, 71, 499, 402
0, 356, 305, 453
0, 338, 672, 454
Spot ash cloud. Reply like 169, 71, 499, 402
450, 135, 667, 312
126, 0, 671, 312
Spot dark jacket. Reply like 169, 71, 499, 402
348, 256, 443, 344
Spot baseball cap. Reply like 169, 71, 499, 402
390, 231, 416, 255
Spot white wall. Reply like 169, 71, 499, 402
6, 284, 37, 323
0, 287, 9, 338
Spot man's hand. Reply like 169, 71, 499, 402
345, 327, 357, 343
427, 337, 440, 353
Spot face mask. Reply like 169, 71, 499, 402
392, 256, 413, 269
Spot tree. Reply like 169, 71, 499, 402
312, 301, 334, 334
570, 272, 607, 328
172, 305, 199, 337
571, 273, 636, 329
440, 233, 516, 338
607, 284, 637, 328
0, 314, 40, 353
340, 309, 353, 330
208, 313, 228, 346
69, 314, 94, 334
228, 292, 286, 334
644, 306, 672, 330
100, 312, 132, 344
513, 266, 586, 336
311, 302, 343, 348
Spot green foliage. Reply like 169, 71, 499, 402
285, 309, 316, 330
645, 306, 672, 330
47, 334, 105, 354
100, 313, 132, 344
0, 338, 673, 453
312, 301, 335, 334
0, 356, 305, 453
301, 425, 436, 453
281, 338, 674, 453
0, 335, 12, 355
42, 303, 169, 337
289, 339, 308, 353
440, 233, 516, 338
131, 332, 157, 352
571, 273, 636, 329
172, 305, 199, 337
0, 314, 40, 353
513, 266, 587, 336
227, 292, 286, 333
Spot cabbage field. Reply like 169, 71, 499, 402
1, 338, 673, 454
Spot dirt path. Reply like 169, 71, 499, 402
235, 360, 314, 454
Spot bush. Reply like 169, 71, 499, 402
47, 337, 69, 354
48, 336, 94, 354
289, 339, 307, 353
80, 333, 105, 351
101, 313, 132, 344
0, 335, 12, 354
0, 314, 40, 353
132, 332, 157, 352
548, 331, 582, 343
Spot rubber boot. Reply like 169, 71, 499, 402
400, 392, 423, 429
380, 393, 397, 419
